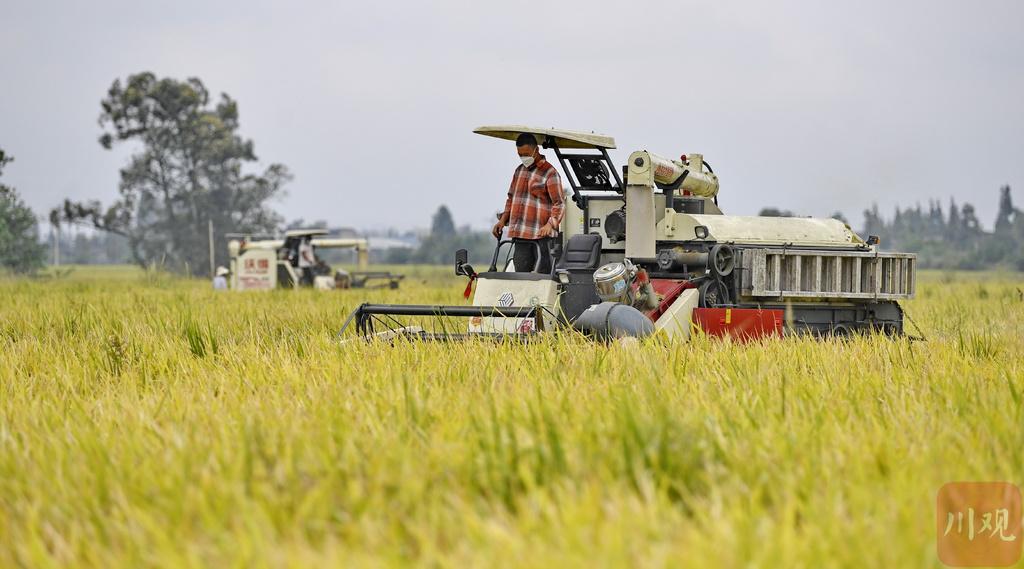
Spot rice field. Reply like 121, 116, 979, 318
1, 265, 1022, 567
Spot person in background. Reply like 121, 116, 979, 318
491, 132, 564, 273
298, 235, 315, 286
334, 268, 351, 289
212, 266, 229, 290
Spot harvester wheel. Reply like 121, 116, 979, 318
698, 279, 730, 308
830, 323, 854, 338
710, 244, 735, 277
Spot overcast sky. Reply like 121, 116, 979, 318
2, 0, 1022, 232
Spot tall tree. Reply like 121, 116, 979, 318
415, 205, 493, 265
862, 203, 884, 239
994, 185, 1016, 233
947, 198, 961, 240
830, 211, 849, 225
0, 149, 47, 274
961, 203, 981, 235
758, 207, 794, 217
53, 72, 289, 275
430, 205, 457, 237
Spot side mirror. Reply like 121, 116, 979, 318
866, 235, 880, 246
694, 225, 709, 239
455, 249, 474, 277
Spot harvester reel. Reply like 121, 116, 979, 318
710, 244, 735, 277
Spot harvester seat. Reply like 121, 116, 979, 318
556, 234, 602, 270
555, 234, 603, 322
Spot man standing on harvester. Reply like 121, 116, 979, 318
491, 133, 564, 273
297, 235, 316, 286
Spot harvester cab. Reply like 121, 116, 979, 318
341, 125, 917, 341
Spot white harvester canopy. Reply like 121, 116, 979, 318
473, 125, 616, 149
284, 228, 330, 238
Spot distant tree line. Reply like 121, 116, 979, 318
761, 185, 1024, 270
862, 186, 1023, 270
384, 205, 496, 266
43, 231, 132, 265
760, 207, 850, 225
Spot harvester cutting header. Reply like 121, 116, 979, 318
342, 125, 916, 341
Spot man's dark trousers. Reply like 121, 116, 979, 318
512, 237, 558, 274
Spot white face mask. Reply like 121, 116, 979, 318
519, 155, 535, 168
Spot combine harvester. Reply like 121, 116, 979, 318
342, 126, 916, 341
229, 229, 403, 291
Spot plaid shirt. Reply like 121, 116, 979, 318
502, 154, 564, 240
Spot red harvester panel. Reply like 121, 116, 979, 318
692, 307, 784, 340
645, 279, 696, 321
